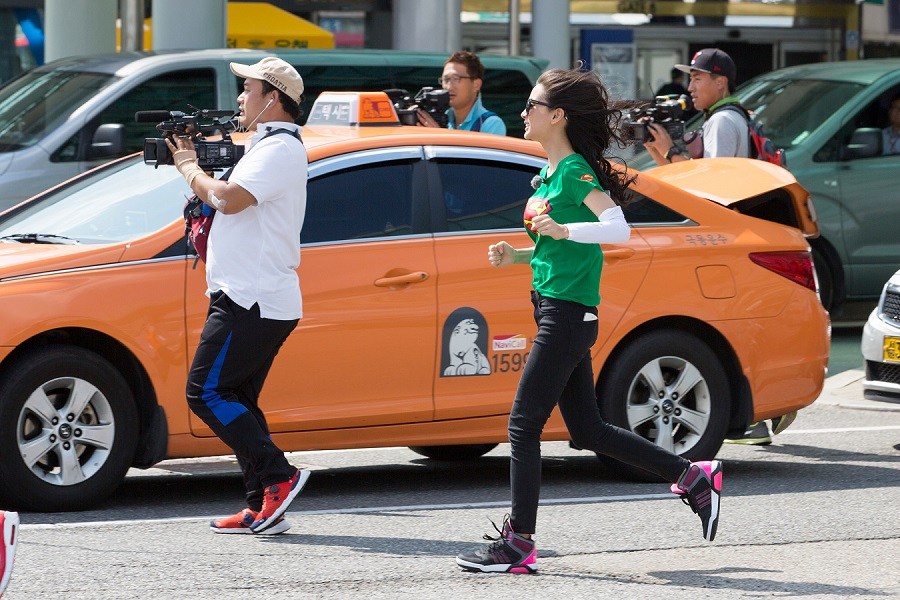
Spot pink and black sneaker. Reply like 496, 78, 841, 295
674, 460, 723, 541
0, 511, 19, 597
456, 515, 537, 574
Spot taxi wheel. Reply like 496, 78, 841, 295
0, 346, 138, 512
595, 330, 730, 482
408, 444, 498, 461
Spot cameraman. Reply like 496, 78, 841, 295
165, 57, 311, 535
643, 48, 748, 165
417, 51, 506, 135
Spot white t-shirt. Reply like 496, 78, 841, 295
206, 121, 307, 320
702, 109, 750, 158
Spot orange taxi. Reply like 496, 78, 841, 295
0, 92, 829, 511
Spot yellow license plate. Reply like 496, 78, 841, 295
884, 336, 900, 363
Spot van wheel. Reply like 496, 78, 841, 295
408, 444, 498, 461
595, 330, 730, 482
0, 346, 138, 511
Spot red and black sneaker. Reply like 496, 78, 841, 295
210, 508, 290, 535
250, 469, 311, 533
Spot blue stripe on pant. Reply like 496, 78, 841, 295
187, 290, 299, 511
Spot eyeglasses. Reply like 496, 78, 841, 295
439, 75, 474, 86
525, 99, 553, 114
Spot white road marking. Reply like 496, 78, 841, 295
22, 493, 674, 530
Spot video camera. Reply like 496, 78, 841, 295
384, 87, 450, 128
622, 94, 693, 143
137, 108, 244, 169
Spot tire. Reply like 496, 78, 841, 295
0, 346, 138, 511
408, 444, 498, 461
596, 330, 730, 482
810, 240, 844, 315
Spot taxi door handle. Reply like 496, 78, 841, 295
374, 271, 429, 287
604, 247, 635, 263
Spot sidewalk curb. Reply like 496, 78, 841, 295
815, 368, 900, 412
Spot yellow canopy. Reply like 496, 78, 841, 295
227, 2, 334, 49
118, 2, 335, 50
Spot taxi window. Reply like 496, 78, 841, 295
432, 158, 535, 232
620, 190, 689, 225
53, 69, 217, 162
304, 160, 417, 244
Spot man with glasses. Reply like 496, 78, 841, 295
417, 51, 506, 135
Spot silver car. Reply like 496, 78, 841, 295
861, 269, 900, 401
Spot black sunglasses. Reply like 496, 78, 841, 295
525, 99, 553, 114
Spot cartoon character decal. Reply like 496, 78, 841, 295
523, 198, 552, 234
441, 307, 491, 377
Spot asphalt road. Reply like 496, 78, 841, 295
5, 366, 898, 599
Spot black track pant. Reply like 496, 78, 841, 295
508, 291, 690, 534
187, 290, 298, 511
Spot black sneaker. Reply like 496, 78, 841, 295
724, 421, 772, 445
675, 460, 723, 542
456, 515, 537, 574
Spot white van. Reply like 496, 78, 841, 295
0, 48, 545, 210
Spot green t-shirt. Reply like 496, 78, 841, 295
524, 153, 605, 307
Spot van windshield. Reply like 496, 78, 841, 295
736, 78, 864, 149
0, 70, 117, 152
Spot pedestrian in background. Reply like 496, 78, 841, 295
654, 67, 698, 119
166, 57, 311, 535
455, 67, 723, 575
643, 48, 795, 444
417, 50, 507, 135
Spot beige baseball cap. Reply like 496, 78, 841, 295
230, 57, 304, 105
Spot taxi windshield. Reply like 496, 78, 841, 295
0, 158, 187, 244
0, 69, 117, 152
736, 78, 864, 150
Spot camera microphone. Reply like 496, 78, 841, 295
531, 175, 544, 190
135, 110, 174, 123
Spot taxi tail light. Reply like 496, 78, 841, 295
749, 251, 816, 292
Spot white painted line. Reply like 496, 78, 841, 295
20, 492, 674, 530
778, 425, 900, 435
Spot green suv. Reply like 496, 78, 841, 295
633, 58, 900, 314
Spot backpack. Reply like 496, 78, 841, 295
183, 127, 301, 266
471, 110, 499, 133
719, 104, 785, 167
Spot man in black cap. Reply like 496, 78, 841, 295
645, 49, 794, 445
643, 48, 749, 165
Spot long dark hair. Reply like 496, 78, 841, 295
538, 67, 634, 202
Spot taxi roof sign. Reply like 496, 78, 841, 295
307, 92, 401, 127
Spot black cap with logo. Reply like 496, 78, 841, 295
675, 48, 736, 82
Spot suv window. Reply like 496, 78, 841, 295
94, 69, 217, 156
816, 84, 900, 162
739, 78, 863, 151
432, 158, 536, 232
304, 159, 418, 244
0, 70, 115, 152
267, 64, 534, 138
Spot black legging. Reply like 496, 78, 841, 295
186, 290, 298, 511
508, 290, 690, 534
